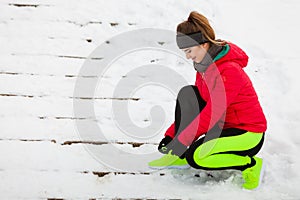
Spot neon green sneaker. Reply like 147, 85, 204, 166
148, 152, 190, 170
242, 157, 264, 190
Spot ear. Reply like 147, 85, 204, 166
202, 42, 210, 50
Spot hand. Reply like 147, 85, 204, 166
169, 139, 188, 158
158, 136, 173, 154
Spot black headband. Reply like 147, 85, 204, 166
176, 31, 208, 49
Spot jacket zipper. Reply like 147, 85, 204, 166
201, 72, 205, 80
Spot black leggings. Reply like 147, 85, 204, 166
174, 85, 264, 171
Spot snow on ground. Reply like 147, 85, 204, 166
0, 0, 300, 199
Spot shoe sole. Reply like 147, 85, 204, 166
149, 164, 190, 170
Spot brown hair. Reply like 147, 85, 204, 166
177, 11, 225, 46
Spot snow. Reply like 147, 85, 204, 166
1, 0, 300, 199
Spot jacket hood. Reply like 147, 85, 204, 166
216, 42, 249, 68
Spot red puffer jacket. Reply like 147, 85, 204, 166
165, 42, 267, 146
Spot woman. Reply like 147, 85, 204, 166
148, 11, 267, 190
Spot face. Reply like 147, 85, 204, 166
182, 43, 210, 63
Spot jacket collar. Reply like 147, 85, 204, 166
193, 43, 224, 73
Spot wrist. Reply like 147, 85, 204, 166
170, 138, 188, 157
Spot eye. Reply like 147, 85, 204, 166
183, 49, 191, 54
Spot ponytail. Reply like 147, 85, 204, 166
177, 11, 225, 46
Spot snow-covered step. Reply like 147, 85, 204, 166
0, 116, 166, 143
0, 169, 219, 199
0, 140, 160, 172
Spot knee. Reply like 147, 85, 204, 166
177, 85, 201, 104
177, 85, 206, 110
177, 85, 196, 98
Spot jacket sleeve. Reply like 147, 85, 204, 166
164, 123, 175, 138
177, 64, 244, 146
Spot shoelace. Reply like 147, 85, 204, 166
160, 151, 176, 160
